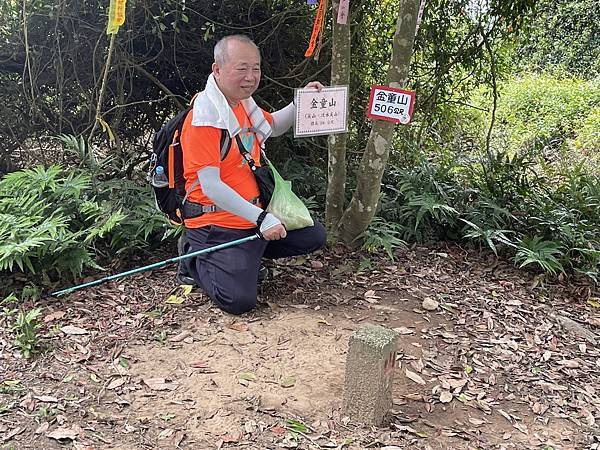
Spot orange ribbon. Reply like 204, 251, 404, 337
305, 0, 327, 58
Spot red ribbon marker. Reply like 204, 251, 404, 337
305, 0, 327, 58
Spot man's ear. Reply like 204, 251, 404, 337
212, 62, 220, 77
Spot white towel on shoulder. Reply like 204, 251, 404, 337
191, 73, 272, 146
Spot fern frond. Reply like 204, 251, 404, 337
0, 165, 62, 196
356, 217, 408, 261
514, 236, 564, 275
460, 218, 515, 255
83, 210, 127, 243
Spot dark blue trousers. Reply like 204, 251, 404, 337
183, 221, 326, 315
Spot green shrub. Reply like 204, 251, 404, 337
0, 165, 117, 276
11, 308, 43, 359
514, 0, 600, 78
572, 106, 600, 155
491, 74, 600, 154
0, 165, 173, 286
380, 140, 600, 282
514, 236, 565, 275
96, 179, 182, 250
381, 156, 468, 242
356, 217, 407, 261
460, 218, 515, 256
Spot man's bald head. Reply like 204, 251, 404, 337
214, 35, 260, 66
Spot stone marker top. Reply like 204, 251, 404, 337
351, 323, 398, 348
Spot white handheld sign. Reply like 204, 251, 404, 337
294, 85, 348, 137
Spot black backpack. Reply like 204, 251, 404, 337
148, 107, 233, 224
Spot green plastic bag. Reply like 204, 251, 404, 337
266, 164, 314, 231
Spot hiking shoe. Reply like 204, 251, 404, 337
176, 273, 197, 286
258, 265, 269, 283
176, 234, 196, 286
177, 233, 190, 256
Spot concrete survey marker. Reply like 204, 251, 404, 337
343, 323, 399, 426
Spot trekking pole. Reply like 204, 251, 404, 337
49, 234, 260, 297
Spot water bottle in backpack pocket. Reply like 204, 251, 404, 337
151, 165, 169, 188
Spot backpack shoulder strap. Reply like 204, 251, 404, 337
235, 134, 257, 171
174, 106, 193, 144
219, 129, 232, 161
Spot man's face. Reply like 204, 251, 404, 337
213, 41, 261, 106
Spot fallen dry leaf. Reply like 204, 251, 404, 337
403, 393, 424, 401
173, 431, 186, 447
497, 409, 512, 423
33, 395, 58, 403
238, 372, 257, 382
280, 375, 296, 388
60, 325, 88, 335
410, 358, 425, 373
448, 378, 468, 390
143, 378, 179, 391
582, 409, 596, 426
557, 359, 580, 368
158, 428, 175, 439
169, 330, 192, 342
364, 290, 381, 303
46, 425, 80, 441
532, 402, 549, 415
2, 427, 25, 442
165, 295, 185, 304
393, 326, 415, 335
513, 422, 529, 435
190, 361, 209, 369
310, 260, 324, 269
468, 417, 486, 426
405, 369, 426, 385
19, 394, 35, 411
106, 378, 127, 390
222, 431, 241, 443
439, 391, 453, 403
587, 298, 600, 308
35, 422, 50, 434
44, 310, 66, 323
393, 423, 428, 438
537, 381, 568, 391
228, 323, 249, 332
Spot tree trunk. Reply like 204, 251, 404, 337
326, 0, 351, 231
336, 0, 420, 244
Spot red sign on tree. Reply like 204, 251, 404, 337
367, 85, 416, 125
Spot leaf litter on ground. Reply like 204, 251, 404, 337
2, 244, 598, 449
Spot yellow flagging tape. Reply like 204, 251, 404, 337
107, 0, 127, 35
97, 116, 115, 142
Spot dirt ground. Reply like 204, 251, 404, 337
1, 243, 599, 449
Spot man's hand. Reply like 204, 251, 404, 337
303, 81, 325, 91
258, 212, 287, 240
262, 223, 287, 241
